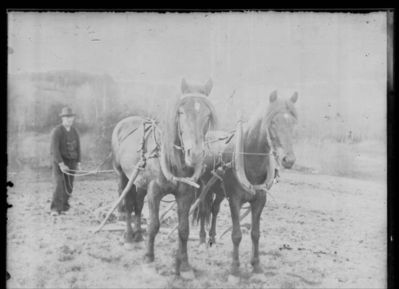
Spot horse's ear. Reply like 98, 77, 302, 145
203, 78, 213, 96
181, 78, 189, 94
269, 90, 278, 103
290, 92, 298, 103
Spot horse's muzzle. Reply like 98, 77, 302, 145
282, 155, 296, 169
185, 149, 205, 167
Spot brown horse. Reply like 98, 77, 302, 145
111, 79, 217, 277
196, 90, 298, 279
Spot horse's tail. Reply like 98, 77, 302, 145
111, 151, 120, 174
110, 138, 122, 175
191, 187, 213, 227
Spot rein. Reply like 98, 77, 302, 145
174, 115, 185, 152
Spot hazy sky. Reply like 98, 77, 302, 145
8, 11, 387, 133
8, 12, 386, 81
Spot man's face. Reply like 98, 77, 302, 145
62, 116, 75, 127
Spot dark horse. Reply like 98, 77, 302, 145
111, 79, 217, 277
196, 90, 298, 279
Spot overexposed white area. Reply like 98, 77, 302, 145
8, 11, 386, 134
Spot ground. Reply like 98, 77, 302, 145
7, 167, 386, 288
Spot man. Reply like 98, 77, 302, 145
50, 107, 82, 215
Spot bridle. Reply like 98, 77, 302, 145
157, 92, 215, 188
174, 93, 213, 155
265, 103, 297, 167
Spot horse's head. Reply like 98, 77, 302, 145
177, 78, 216, 167
267, 90, 298, 169
163, 78, 217, 175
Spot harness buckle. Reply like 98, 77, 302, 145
211, 169, 224, 182
174, 144, 184, 151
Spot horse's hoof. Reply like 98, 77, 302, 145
123, 231, 134, 242
142, 263, 157, 275
208, 237, 216, 247
133, 232, 144, 242
50, 210, 59, 217
198, 242, 207, 251
123, 242, 135, 250
180, 269, 195, 280
143, 254, 154, 264
250, 272, 267, 283
252, 265, 264, 274
227, 274, 240, 284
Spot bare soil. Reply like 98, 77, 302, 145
7, 168, 386, 288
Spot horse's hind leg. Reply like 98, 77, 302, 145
132, 187, 146, 242
115, 166, 140, 244
199, 190, 212, 244
124, 181, 137, 244
116, 169, 127, 221
144, 180, 164, 263
208, 190, 224, 246
250, 192, 266, 273
229, 195, 242, 277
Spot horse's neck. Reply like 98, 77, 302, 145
161, 125, 192, 177
242, 116, 271, 183
244, 116, 270, 155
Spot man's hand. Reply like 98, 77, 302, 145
76, 162, 82, 171
59, 162, 69, 172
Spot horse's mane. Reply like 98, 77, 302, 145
282, 100, 298, 121
244, 98, 298, 156
248, 98, 298, 129
162, 94, 218, 173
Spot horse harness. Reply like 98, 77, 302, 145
201, 115, 282, 200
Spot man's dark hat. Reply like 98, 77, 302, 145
59, 107, 76, 117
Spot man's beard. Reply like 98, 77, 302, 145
63, 123, 72, 130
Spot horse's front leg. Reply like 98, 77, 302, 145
144, 180, 164, 263
229, 195, 242, 278
250, 191, 266, 273
175, 185, 196, 278
198, 180, 208, 244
